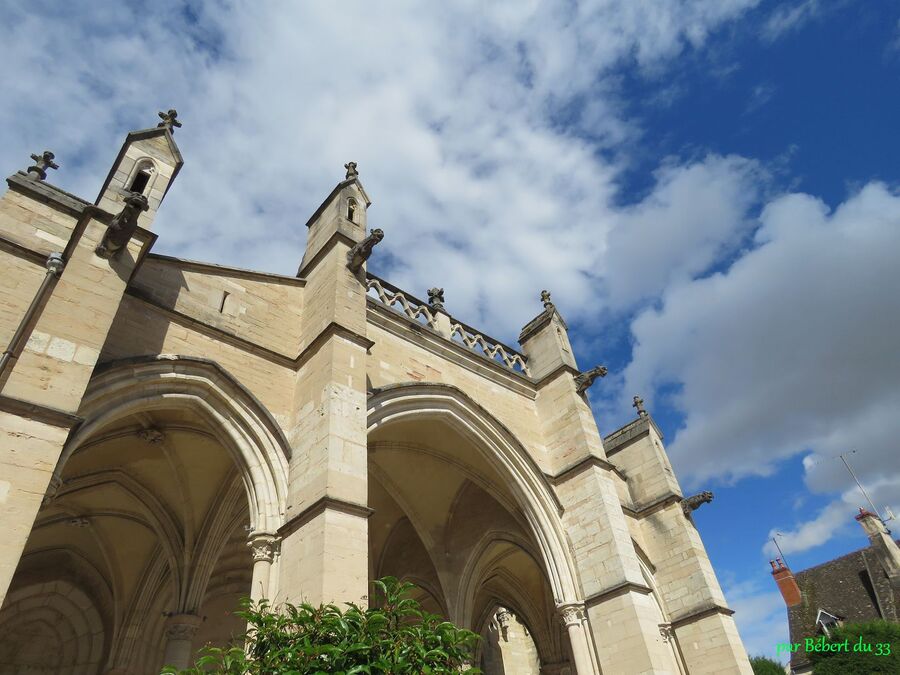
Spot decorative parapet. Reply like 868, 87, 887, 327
366, 275, 437, 329
449, 321, 530, 376
366, 273, 530, 377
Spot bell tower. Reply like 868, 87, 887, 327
95, 109, 184, 229
297, 161, 371, 276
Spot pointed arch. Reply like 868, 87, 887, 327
367, 382, 581, 607
58, 355, 290, 536
0, 580, 106, 674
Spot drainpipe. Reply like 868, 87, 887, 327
0, 252, 65, 380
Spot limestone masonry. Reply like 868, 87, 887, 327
0, 113, 752, 674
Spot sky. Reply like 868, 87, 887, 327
2, 0, 899, 663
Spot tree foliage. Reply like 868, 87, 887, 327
749, 654, 786, 675
163, 577, 480, 674
808, 619, 899, 675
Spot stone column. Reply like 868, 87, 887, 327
279, 171, 373, 607
558, 604, 594, 675
161, 613, 202, 670
248, 533, 279, 601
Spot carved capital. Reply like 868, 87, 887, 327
164, 613, 201, 640
659, 623, 675, 643
557, 603, 585, 627
248, 534, 279, 563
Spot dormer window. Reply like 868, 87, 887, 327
815, 609, 842, 636
347, 198, 358, 223
127, 160, 156, 195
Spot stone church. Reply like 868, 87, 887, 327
0, 112, 752, 674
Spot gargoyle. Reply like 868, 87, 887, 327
574, 365, 608, 394
347, 228, 384, 272
95, 192, 149, 259
681, 491, 714, 517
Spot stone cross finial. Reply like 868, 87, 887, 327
427, 287, 445, 311
27, 150, 58, 180
633, 395, 647, 417
540, 290, 554, 311
344, 161, 359, 179
574, 365, 608, 394
157, 109, 182, 133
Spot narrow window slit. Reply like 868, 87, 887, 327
130, 169, 151, 194
219, 291, 229, 313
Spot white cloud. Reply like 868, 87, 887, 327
0, 1, 761, 341
623, 182, 900, 491
602, 155, 765, 309
761, 0, 822, 42
763, 499, 855, 558
2, 3, 894, 666
744, 83, 776, 115
724, 578, 790, 662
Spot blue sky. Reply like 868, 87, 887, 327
2, 0, 899, 663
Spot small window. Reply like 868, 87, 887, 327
347, 198, 358, 222
219, 291, 230, 313
130, 169, 151, 194
815, 609, 842, 636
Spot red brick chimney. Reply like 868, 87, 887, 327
770, 558, 802, 607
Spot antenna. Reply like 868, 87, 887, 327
772, 532, 789, 568
840, 450, 891, 534
839, 450, 881, 518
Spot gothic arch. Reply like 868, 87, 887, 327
58, 355, 290, 536
367, 382, 582, 607
456, 529, 545, 626
0, 580, 106, 673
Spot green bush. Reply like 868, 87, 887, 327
163, 577, 480, 674
808, 619, 899, 674
749, 654, 785, 674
